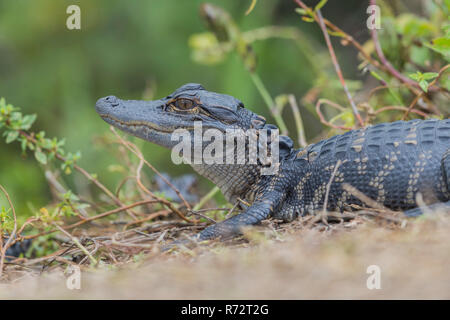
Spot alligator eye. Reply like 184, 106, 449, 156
175, 98, 195, 110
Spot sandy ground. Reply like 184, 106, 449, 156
2, 210, 450, 299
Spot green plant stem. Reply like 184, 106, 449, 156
18, 130, 138, 220
53, 223, 98, 266
0, 184, 17, 278
250, 73, 289, 135
193, 186, 220, 211
287, 94, 307, 148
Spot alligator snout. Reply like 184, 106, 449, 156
104, 95, 119, 103
95, 95, 120, 115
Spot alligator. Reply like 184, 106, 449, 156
95, 83, 450, 241
5, 238, 31, 259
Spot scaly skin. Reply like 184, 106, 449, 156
96, 84, 450, 240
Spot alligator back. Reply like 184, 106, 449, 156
288, 119, 450, 216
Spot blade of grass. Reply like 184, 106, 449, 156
250, 73, 289, 135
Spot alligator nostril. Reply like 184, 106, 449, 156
103, 95, 119, 107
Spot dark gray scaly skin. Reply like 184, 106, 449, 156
96, 84, 450, 241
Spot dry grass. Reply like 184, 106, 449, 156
1, 206, 450, 299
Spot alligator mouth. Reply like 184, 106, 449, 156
99, 113, 174, 134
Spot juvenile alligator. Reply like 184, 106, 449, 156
96, 84, 450, 240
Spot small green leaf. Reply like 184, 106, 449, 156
341, 110, 355, 128
302, 16, 315, 22
315, 0, 328, 11
36, 131, 45, 139
327, 30, 345, 37
295, 8, 307, 15
422, 72, 439, 80
21, 138, 27, 153
20, 114, 36, 130
425, 37, 450, 60
40, 138, 53, 149
34, 150, 47, 164
419, 79, 429, 92
408, 71, 422, 81
5, 131, 19, 143
188, 32, 227, 66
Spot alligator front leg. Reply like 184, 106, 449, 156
198, 187, 285, 241
197, 201, 272, 240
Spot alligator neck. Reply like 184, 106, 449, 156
191, 163, 262, 203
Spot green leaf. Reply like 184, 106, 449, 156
295, 8, 307, 15
56, 138, 66, 148
34, 150, 47, 165
421, 72, 439, 80
5, 131, 19, 143
341, 110, 355, 128
188, 32, 227, 66
408, 71, 422, 81
327, 30, 345, 37
36, 131, 45, 139
40, 138, 53, 149
419, 79, 429, 92
302, 16, 315, 22
425, 37, 450, 59
21, 138, 27, 153
328, 110, 354, 128
20, 114, 36, 130
315, 0, 328, 11
395, 14, 436, 45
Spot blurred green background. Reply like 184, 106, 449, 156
0, 0, 432, 215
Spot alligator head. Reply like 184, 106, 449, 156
95, 83, 293, 201
95, 83, 268, 148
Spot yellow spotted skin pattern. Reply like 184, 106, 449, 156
275, 119, 450, 221
198, 119, 450, 240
